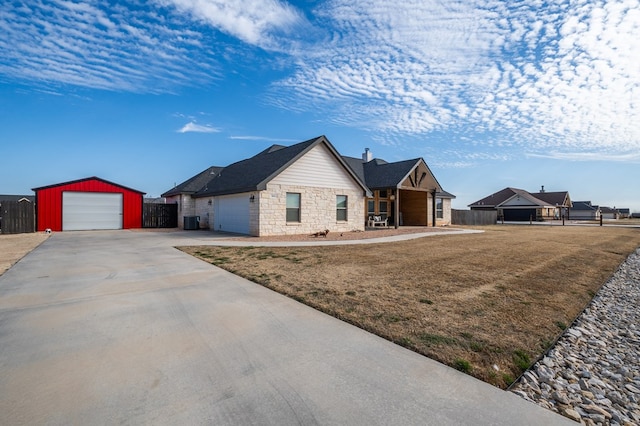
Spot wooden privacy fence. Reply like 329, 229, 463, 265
451, 209, 497, 226
142, 203, 178, 228
0, 200, 36, 234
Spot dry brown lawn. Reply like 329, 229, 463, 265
0, 233, 49, 275
180, 225, 640, 388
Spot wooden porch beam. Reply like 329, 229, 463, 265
394, 187, 400, 229
432, 189, 437, 227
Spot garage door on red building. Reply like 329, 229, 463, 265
32, 176, 145, 232
62, 192, 123, 231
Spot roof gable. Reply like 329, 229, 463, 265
352, 157, 443, 192
399, 159, 442, 192
500, 190, 553, 207
32, 176, 145, 194
195, 136, 369, 197
469, 187, 521, 208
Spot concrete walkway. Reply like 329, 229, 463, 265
0, 230, 573, 425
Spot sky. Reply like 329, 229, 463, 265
1, 0, 639, 212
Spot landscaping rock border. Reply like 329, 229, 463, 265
509, 248, 640, 425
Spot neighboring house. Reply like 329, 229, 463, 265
568, 201, 600, 220
469, 187, 571, 221
600, 206, 620, 220
618, 208, 630, 219
162, 136, 454, 236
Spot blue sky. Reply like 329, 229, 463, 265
1, 0, 639, 212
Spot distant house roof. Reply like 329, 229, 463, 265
0, 194, 35, 203
469, 187, 569, 209
618, 208, 630, 214
570, 201, 599, 211
162, 166, 223, 197
530, 191, 571, 207
600, 206, 618, 214
469, 187, 517, 208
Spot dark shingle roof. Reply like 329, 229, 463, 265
161, 166, 223, 197
193, 136, 369, 197
341, 156, 366, 183
469, 187, 523, 207
194, 137, 320, 197
469, 187, 567, 208
570, 201, 597, 211
363, 158, 422, 189
343, 155, 448, 194
436, 190, 456, 199
530, 191, 570, 207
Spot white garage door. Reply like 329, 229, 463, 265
63, 192, 123, 231
214, 194, 250, 234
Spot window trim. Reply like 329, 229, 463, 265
286, 192, 301, 223
336, 195, 348, 221
436, 197, 443, 219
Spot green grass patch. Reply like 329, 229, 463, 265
454, 359, 472, 373
417, 333, 458, 346
513, 349, 531, 372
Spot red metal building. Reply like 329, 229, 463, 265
32, 177, 145, 232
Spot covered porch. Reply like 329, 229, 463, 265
364, 160, 449, 228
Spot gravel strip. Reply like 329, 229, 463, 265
510, 248, 640, 425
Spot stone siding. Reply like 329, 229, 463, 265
257, 184, 365, 236
195, 197, 214, 229
436, 198, 453, 226
166, 195, 195, 229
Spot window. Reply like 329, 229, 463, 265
436, 198, 443, 219
367, 200, 375, 217
379, 190, 388, 198
336, 195, 348, 221
379, 201, 388, 217
286, 193, 301, 222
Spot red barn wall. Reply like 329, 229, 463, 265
35, 178, 144, 232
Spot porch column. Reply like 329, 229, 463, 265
431, 189, 437, 227
394, 188, 400, 229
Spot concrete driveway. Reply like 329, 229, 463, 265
0, 230, 573, 425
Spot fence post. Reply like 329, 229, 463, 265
600, 214, 603, 226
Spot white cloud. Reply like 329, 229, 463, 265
178, 121, 220, 133
273, 0, 640, 160
527, 151, 640, 163
0, 1, 218, 92
157, 0, 306, 50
